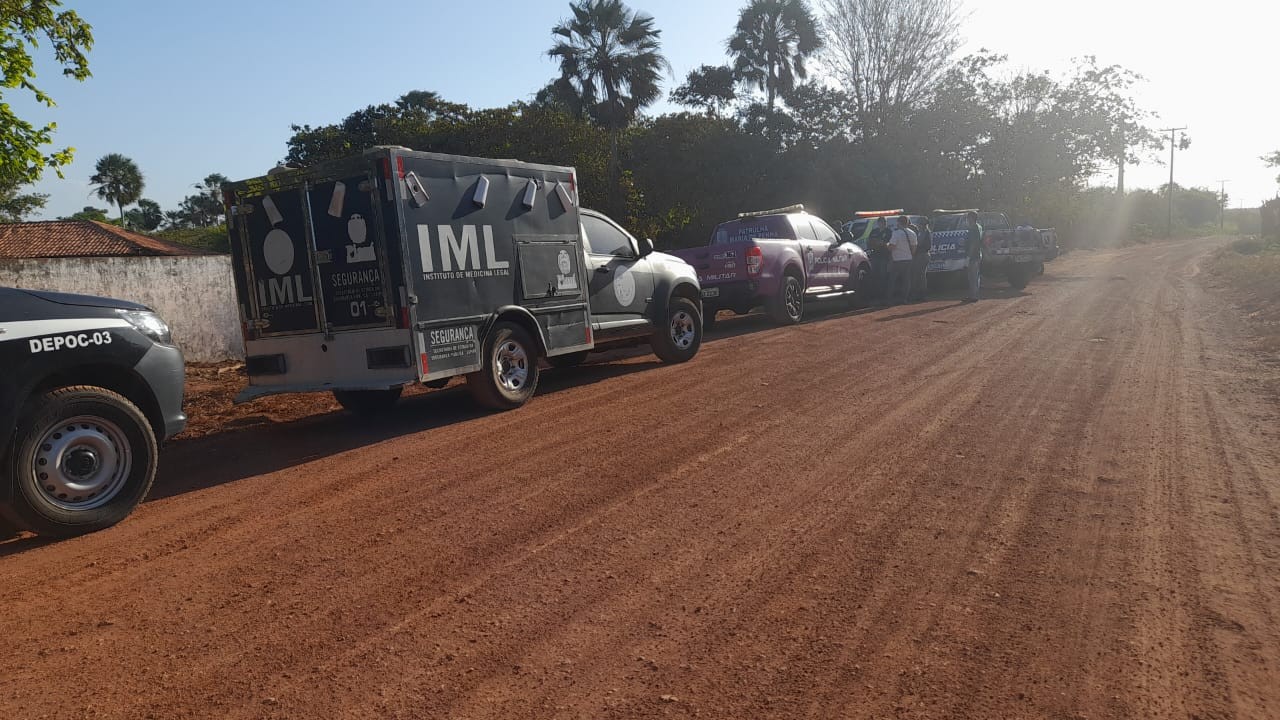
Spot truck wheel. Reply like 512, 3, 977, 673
333, 387, 402, 416
467, 321, 540, 410
767, 273, 804, 324
1008, 266, 1031, 290
652, 296, 703, 364
847, 264, 871, 308
548, 351, 589, 369
2, 386, 158, 538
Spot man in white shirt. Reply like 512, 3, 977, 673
886, 215, 917, 305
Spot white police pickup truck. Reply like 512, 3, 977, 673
1, 287, 186, 537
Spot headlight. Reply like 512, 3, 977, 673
119, 310, 174, 346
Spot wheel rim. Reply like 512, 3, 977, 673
32, 415, 132, 511
785, 278, 802, 319
496, 340, 529, 392
669, 310, 696, 350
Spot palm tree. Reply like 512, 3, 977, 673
89, 154, 145, 223
548, 0, 669, 204
727, 0, 823, 109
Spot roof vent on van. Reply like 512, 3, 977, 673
738, 204, 804, 218
522, 179, 538, 209
473, 176, 490, 208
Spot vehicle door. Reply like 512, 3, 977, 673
789, 216, 827, 289
809, 217, 852, 284
305, 173, 394, 332
581, 212, 655, 323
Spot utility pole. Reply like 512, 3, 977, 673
1216, 179, 1230, 231
1160, 126, 1187, 238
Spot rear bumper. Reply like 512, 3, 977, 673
699, 279, 762, 312
240, 327, 416, 403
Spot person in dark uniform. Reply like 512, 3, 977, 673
965, 211, 984, 302
867, 217, 892, 304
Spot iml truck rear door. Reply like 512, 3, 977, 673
236, 185, 321, 336
305, 173, 394, 332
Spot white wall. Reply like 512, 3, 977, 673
0, 255, 243, 362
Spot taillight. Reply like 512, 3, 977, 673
398, 307, 410, 329
746, 245, 764, 276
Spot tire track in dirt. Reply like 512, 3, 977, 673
2, 239, 1278, 719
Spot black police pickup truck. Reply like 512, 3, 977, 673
0, 286, 186, 538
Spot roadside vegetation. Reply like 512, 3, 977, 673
1210, 224, 1280, 352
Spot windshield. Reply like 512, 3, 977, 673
712, 216, 794, 244
932, 214, 965, 231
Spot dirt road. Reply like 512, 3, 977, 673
3, 238, 1278, 719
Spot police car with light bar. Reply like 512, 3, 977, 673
0, 286, 186, 538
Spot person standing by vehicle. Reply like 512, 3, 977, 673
867, 217, 892, 304
965, 211, 984, 302
910, 217, 932, 302
887, 215, 917, 305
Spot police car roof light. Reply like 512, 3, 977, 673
933, 208, 980, 214
852, 209, 904, 217
738, 204, 804, 218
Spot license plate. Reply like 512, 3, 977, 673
701, 287, 720, 298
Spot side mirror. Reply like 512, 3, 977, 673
638, 237, 655, 258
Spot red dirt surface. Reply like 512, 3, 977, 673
2, 237, 1278, 719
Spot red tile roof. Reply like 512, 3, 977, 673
0, 221, 209, 259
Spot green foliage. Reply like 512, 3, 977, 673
728, 0, 822, 109
89, 153, 145, 221
60, 205, 109, 222
154, 224, 229, 253
1264, 150, 1280, 186
0, 178, 48, 222
0, 0, 93, 187
165, 173, 228, 228
124, 198, 163, 231
670, 65, 737, 117
547, 0, 669, 130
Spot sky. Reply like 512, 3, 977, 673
12, 0, 1280, 221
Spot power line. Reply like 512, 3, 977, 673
1160, 126, 1187, 238
1216, 179, 1230, 231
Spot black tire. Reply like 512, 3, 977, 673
847, 263, 872, 309
2, 386, 158, 538
548, 350, 589, 369
1008, 266, 1031, 290
333, 387, 403, 416
767, 273, 804, 324
652, 296, 703, 364
467, 321, 540, 410
702, 308, 719, 332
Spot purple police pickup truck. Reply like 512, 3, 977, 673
672, 206, 872, 327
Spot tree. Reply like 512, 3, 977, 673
1264, 150, 1280, 188
89, 153, 145, 222
821, 0, 962, 133
548, 0, 668, 129
728, 0, 823, 110
61, 206, 109, 222
1, 1, 93, 187
548, 0, 669, 211
124, 198, 163, 231
0, 179, 48, 223
670, 65, 737, 117
1059, 57, 1162, 194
